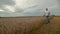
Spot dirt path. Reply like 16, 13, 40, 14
38, 17, 60, 34
52, 17, 60, 34
31, 17, 60, 34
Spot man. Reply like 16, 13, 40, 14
44, 8, 50, 24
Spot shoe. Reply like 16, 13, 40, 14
46, 23, 48, 24
48, 21, 50, 23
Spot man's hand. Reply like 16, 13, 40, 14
43, 15, 45, 16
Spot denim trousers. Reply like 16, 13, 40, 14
45, 16, 50, 23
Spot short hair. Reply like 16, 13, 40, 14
46, 8, 48, 11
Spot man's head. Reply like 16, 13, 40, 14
46, 8, 48, 11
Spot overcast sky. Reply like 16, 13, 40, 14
0, 0, 60, 17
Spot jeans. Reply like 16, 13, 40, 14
46, 16, 50, 23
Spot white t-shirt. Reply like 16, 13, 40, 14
44, 11, 50, 16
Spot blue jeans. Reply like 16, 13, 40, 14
45, 16, 50, 23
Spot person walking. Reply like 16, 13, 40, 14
44, 8, 50, 24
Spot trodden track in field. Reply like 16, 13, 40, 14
0, 16, 60, 34
32, 17, 60, 34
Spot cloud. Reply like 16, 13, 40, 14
0, 0, 15, 12
0, 0, 15, 9
4, 5, 15, 12
0, 0, 60, 17
14, 7, 24, 13
22, 6, 44, 16
0, 0, 15, 6
14, 0, 39, 9
57, 0, 60, 8
0, 9, 4, 12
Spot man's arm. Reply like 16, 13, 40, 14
43, 12, 46, 16
48, 12, 50, 16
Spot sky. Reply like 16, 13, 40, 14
0, 0, 60, 17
